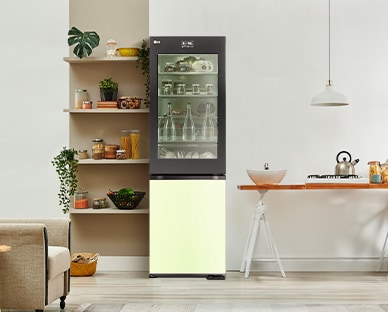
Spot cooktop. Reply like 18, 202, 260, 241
306, 174, 369, 184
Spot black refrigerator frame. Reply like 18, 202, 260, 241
149, 36, 226, 177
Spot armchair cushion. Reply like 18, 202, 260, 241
48, 246, 70, 279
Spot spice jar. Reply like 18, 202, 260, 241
120, 130, 131, 159
99, 197, 107, 208
74, 189, 88, 209
116, 149, 126, 160
130, 130, 140, 159
75, 89, 87, 109
92, 139, 105, 160
93, 198, 100, 209
368, 161, 382, 183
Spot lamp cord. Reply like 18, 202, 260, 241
328, 0, 331, 83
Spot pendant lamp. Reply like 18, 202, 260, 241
311, 0, 349, 106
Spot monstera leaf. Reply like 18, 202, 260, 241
68, 26, 100, 59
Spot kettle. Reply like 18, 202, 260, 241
335, 151, 359, 175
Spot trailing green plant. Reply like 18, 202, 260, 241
52, 147, 79, 214
68, 26, 100, 59
99, 77, 119, 90
136, 39, 150, 107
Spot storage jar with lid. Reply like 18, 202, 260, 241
381, 160, 388, 184
92, 139, 105, 160
120, 130, 131, 159
74, 189, 88, 209
75, 89, 87, 109
130, 130, 140, 159
368, 160, 382, 183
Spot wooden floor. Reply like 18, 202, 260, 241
42, 270, 388, 311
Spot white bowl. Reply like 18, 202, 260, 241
246, 169, 287, 185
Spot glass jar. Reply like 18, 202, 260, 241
92, 139, 105, 160
164, 62, 176, 72
116, 149, 126, 160
178, 61, 190, 72
176, 84, 186, 95
93, 198, 100, 209
82, 100, 92, 109
74, 189, 88, 209
106, 38, 117, 57
130, 130, 140, 159
368, 161, 382, 183
99, 197, 107, 208
78, 150, 88, 159
120, 130, 131, 159
192, 84, 201, 95
75, 89, 87, 109
381, 161, 388, 184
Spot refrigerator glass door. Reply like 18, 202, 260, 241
150, 37, 225, 176
157, 54, 219, 160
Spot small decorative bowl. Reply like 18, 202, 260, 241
107, 191, 145, 210
116, 48, 139, 57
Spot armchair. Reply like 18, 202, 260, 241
0, 218, 70, 311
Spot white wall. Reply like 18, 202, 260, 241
0, 0, 68, 218
151, 0, 388, 270
2, 0, 388, 271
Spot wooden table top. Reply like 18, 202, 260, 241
238, 183, 388, 190
0, 245, 11, 252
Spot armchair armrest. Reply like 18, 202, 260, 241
0, 223, 47, 308
0, 218, 70, 248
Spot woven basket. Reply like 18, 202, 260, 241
70, 253, 98, 277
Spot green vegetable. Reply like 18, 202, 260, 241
118, 188, 134, 196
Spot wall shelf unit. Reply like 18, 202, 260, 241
67, 0, 150, 259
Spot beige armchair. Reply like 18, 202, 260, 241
0, 218, 70, 311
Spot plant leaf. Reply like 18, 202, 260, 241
67, 26, 100, 59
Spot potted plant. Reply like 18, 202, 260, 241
99, 77, 119, 101
136, 39, 150, 107
52, 147, 79, 214
67, 26, 100, 59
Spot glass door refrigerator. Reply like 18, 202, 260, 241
149, 36, 226, 279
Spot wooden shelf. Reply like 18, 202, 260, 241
69, 207, 149, 214
237, 183, 388, 190
64, 108, 149, 114
64, 56, 138, 63
78, 158, 149, 165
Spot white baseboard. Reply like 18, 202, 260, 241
97, 256, 149, 271
96, 256, 387, 272
249, 257, 386, 272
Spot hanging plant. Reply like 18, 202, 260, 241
68, 26, 100, 59
136, 39, 150, 107
52, 147, 79, 214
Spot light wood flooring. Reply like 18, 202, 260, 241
41, 270, 388, 311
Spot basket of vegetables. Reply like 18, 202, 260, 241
107, 188, 145, 210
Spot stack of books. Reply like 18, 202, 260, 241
97, 101, 118, 109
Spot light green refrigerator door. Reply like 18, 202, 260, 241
150, 179, 225, 275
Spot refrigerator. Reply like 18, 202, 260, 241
149, 36, 226, 279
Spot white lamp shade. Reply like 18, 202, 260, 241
311, 84, 349, 106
